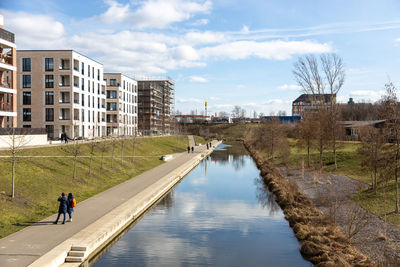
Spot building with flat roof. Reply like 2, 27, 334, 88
138, 79, 174, 135
0, 15, 17, 128
17, 50, 107, 139
104, 73, 138, 136
292, 93, 336, 116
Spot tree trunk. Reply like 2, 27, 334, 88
73, 154, 77, 179
307, 144, 310, 168
395, 143, 399, 213
121, 141, 124, 165
333, 135, 337, 170
101, 151, 104, 170
11, 152, 15, 198
88, 154, 93, 175
319, 137, 323, 170
111, 144, 115, 168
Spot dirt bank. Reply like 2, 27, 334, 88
280, 166, 400, 266
244, 141, 375, 267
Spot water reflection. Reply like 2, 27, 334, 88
93, 143, 308, 267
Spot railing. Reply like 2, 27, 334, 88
59, 99, 71, 104
0, 81, 12, 88
0, 102, 13, 112
0, 28, 15, 43
59, 116, 71, 120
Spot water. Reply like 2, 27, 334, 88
92, 143, 309, 266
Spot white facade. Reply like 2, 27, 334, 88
17, 50, 107, 139
104, 73, 138, 136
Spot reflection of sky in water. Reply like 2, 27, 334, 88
93, 144, 309, 267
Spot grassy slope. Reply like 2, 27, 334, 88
0, 135, 188, 238
285, 139, 400, 226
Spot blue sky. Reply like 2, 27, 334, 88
2, 0, 400, 116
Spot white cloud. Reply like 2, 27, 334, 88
349, 90, 385, 101
100, 0, 212, 29
100, 0, 130, 24
189, 76, 208, 83
199, 40, 331, 61
178, 98, 203, 104
277, 84, 302, 90
185, 31, 227, 45
1, 10, 65, 49
191, 18, 209, 26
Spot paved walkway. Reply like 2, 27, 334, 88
0, 137, 217, 267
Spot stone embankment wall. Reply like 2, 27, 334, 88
244, 141, 376, 267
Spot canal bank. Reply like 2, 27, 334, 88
0, 138, 220, 267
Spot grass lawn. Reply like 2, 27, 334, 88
0, 135, 188, 238
285, 138, 400, 225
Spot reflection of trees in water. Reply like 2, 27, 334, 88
210, 152, 247, 171
254, 177, 280, 216
155, 190, 174, 210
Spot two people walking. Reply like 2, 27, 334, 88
53, 192, 76, 224
60, 132, 69, 144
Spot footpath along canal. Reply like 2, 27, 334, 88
91, 143, 309, 266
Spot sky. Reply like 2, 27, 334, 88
2, 0, 400, 116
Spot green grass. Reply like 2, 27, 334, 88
286, 139, 400, 225
0, 135, 189, 238
193, 136, 206, 145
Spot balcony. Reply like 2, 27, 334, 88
0, 28, 15, 43
59, 75, 71, 87
59, 59, 70, 70
0, 102, 13, 112
59, 108, 71, 120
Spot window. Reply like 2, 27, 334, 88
23, 108, 31, 121
88, 95, 90, 107
22, 125, 31, 128
81, 93, 85, 106
92, 67, 94, 79
45, 108, 54, 121
45, 125, 54, 138
22, 75, 31, 88
81, 62, 84, 75
45, 91, 54, 105
81, 78, 84, 90
23, 91, 31, 105
88, 65, 90, 77
110, 79, 117, 86
97, 69, 100, 80
45, 58, 54, 71
22, 58, 31, 72
45, 75, 54, 88
88, 80, 90, 92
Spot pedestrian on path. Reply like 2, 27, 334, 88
191, 146, 194, 153
187, 145, 190, 153
206, 143, 209, 150
67, 193, 76, 222
53, 192, 67, 224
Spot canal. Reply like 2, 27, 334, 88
91, 143, 309, 266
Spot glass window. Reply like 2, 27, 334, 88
112, 91, 117, 98
97, 69, 100, 80
88, 65, 90, 77
23, 108, 32, 121
45, 91, 54, 105
81, 62, 84, 75
45, 75, 54, 88
110, 79, 117, 86
92, 67, 94, 79
45, 58, 54, 71
45, 108, 54, 121
23, 125, 31, 128
22, 58, 31, 72
81, 93, 85, 106
81, 78, 84, 90
88, 80, 90, 91
22, 75, 31, 88
88, 95, 90, 107
23, 91, 31, 105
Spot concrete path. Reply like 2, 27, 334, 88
188, 135, 196, 147
0, 138, 218, 267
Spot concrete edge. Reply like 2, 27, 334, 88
29, 141, 221, 267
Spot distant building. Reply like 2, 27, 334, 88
292, 94, 336, 116
138, 79, 174, 135
0, 15, 17, 128
263, 115, 301, 123
17, 50, 107, 139
340, 120, 385, 140
175, 115, 210, 124
104, 73, 138, 136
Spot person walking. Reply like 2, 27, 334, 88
206, 143, 209, 150
53, 192, 68, 224
187, 145, 190, 153
191, 146, 194, 153
67, 193, 76, 222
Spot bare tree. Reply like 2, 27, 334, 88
379, 82, 400, 213
293, 53, 345, 169
358, 125, 385, 193
87, 138, 98, 175
120, 135, 126, 165
231, 105, 242, 119
98, 137, 108, 170
321, 53, 345, 169
296, 113, 318, 167
0, 128, 31, 198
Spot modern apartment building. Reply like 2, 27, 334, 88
138, 79, 174, 135
292, 93, 336, 116
104, 73, 138, 136
17, 50, 107, 139
0, 15, 17, 128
